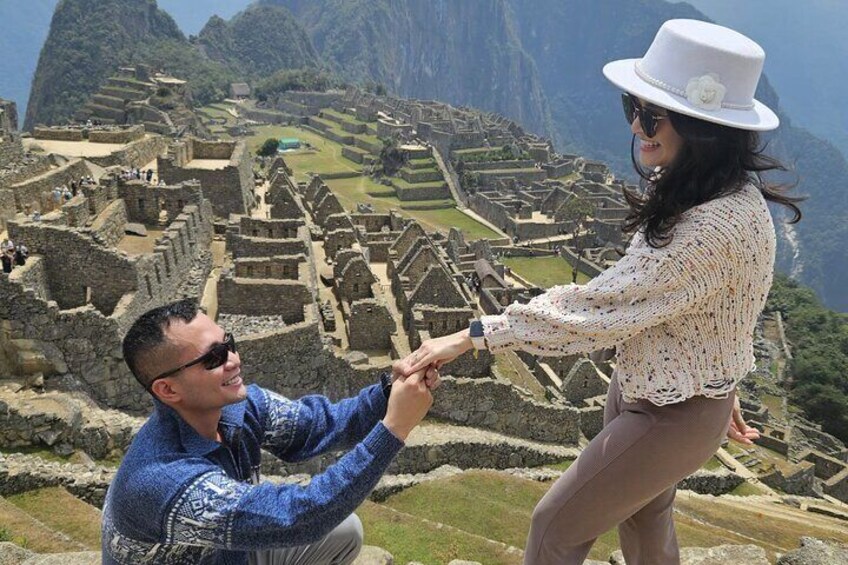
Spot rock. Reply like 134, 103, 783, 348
52, 443, 75, 457
777, 537, 848, 564
21, 552, 100, 565
124, 223, 147, 236
448, 561, 483, 565
611, 544, 769, 564
0, 542, 35, 565
353, 545, 394, 564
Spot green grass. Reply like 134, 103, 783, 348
543, 459, 575, 471
360, 470, 848, 563
728, 482, 768, 496
357, 500, 521, 564
702, 456, 725, 471
393, 178, 448, 191
407, 208, 501, 239
761, 394, 786, 420
7, 487, 101, 549
247, 125, 362, 181
502, 256, 592, 288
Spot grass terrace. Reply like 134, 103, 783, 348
357, 470, 848, 564
502, 256, 592, 287
248, 125, 362, 181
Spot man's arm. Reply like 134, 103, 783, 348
166, 373, 432, 551
260, 379, 389, 462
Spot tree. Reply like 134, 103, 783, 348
257, 138, 279, 157
378, 136, 406, 176
556, 195, 595, 283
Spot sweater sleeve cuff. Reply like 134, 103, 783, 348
366, 382, 389, 417
362, 421, 405, 466
481, 314, 518, 353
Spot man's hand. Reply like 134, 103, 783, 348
727, 397, 760, 446
391, 361, 442, 391
394, 330, 473, 377
382, 368, 433, 441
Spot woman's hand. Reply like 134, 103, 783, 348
394, 330, 474, 377
727, 397, 760, 445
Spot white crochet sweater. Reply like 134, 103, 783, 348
482, 183, 776, 406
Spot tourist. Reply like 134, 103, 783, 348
32, 211, 41, 222
1, 248, 11, 274
395, 20, 802, 565
14, 244, 27, 267
101, 299, 439, 564
146, 168, 154, 183
63, 187, 72, 201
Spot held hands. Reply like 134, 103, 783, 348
394, 329, 474, 377
382, 367, 434, 442
727, 397, 760, 446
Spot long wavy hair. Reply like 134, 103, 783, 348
624, 111, 803, 247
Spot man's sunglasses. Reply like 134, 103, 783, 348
621, 93, 667, 138
147, 333, 237, 390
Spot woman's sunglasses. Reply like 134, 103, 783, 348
147, 333, 237, 390
621, 93, 667, 138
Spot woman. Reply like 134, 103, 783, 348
395, 19, 802, 565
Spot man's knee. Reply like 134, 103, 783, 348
331, 513, 363, 564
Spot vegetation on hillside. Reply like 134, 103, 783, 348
766, 273, 848, 441
254, 68, 343, 101
25, 0, 185, 128
195, 4, 319, 77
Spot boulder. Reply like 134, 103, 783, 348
353, 545, 394, 565
21, 552, 100, 565
777, 537, 848, 565
611, 544, 769, 564
0, 542, 34, 565
124, 223, 147, 236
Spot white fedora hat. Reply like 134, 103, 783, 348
603, 19, 779, 131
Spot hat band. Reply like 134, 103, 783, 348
634, 61, 754, 111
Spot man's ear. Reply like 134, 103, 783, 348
150, 379, 182, 404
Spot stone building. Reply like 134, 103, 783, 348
158, 137, 255, 217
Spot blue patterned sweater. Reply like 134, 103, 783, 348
101, 383, 402, 564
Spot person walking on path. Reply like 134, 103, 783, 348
395, 19, 802, 565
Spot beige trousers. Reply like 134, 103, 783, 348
524, 375, 735, 565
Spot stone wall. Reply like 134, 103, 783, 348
347, 299, 395, 351
824, 468, 848, 502
430, 377, 580, 445
86, 135, 168, 169
229, 235, 309, 259
1, 202, 213, 411
760, 461, 816, 496
801, 449, 847, 480
8, 255, 51, 302
9, 158, 90, 215
677, 468, 745, 495
234, 255, 305, 280
88, 198, 128, 247
33, 127, 84, 141
88, 125, 145, 144
118, 179, 204, 225
158, 138, 253, 217
0, 452, 113, 507
216, 274, 313, 322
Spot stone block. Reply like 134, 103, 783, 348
353, 546, 393, 565
611, 544, 768, 564
776, 537, 848, 564
0, 542, 34, 564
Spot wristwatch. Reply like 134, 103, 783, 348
379, 371, 393, 399
469, 320, 487, 351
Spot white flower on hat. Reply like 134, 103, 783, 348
685, 73, 727, 111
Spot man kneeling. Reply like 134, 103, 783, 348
102, 299, 436, 564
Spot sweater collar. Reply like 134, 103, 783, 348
153, 397, 248, 456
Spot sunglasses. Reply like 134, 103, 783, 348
148, 333, 237, 390
621, 93, 667, 138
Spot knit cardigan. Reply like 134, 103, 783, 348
482, 183, 776, 406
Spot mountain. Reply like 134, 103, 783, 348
684, 0, 848, 161
265, 0, 556, 143
196, 4, 319, 76
157, 0, 251, 36
24, 0, 186, 129
273, 0, 848, 311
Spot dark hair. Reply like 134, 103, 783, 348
122, 299, 199, 390
624, 110, 803, 247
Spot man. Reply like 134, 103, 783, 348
102, 299, 437, 564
